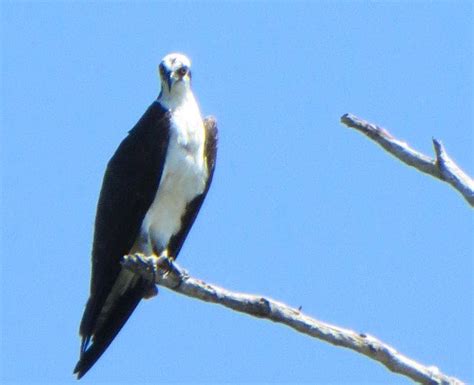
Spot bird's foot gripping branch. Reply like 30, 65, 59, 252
122, 254, 185, 290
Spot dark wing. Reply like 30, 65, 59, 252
74, 102, 170, 379
168, 116, 218, 258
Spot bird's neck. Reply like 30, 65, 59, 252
158, 87, 198, 112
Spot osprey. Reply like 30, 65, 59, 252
74, 53, 217, 379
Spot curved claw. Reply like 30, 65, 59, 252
155, 256, 184, 288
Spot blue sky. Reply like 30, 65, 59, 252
1, 1, 472, 384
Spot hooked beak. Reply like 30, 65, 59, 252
159, 63, 173, 92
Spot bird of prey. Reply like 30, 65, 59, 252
74, 53, 217, 379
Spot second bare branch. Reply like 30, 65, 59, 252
340, 113, 474, 206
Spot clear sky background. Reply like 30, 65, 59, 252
1, 1, 473, 384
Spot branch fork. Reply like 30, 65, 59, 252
340, 113, 474, 206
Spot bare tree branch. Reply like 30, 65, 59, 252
122, 254, 465, 385
340, 113, 474, 207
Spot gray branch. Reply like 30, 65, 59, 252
340, 113, 474, 207
122, 254, 465, 385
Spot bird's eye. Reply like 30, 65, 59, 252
159, 65, 165, 76
177, 67, 188, 77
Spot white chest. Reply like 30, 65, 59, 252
139, 104, 208, 256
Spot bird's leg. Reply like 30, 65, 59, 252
122, 252, 185, 289
155, 255, 180, 277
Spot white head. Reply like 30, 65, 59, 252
158, 53, 193, 102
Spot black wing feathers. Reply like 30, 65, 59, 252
75, 102, 169, 378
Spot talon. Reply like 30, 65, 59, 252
155, 255, 171, 271
167, 258, 184, 278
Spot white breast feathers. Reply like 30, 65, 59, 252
138, 97, 208, 257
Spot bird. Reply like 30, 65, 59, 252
74, 53, 218, 379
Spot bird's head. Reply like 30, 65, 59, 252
158, 53, 192, 100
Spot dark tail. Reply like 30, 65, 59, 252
74, 278, 147, 379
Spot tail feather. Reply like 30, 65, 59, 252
74, 278, 147, 379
